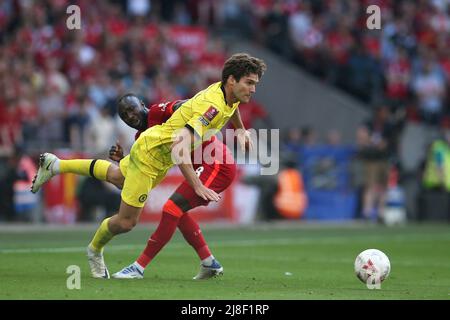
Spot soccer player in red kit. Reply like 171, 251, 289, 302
110, 97, 240, 279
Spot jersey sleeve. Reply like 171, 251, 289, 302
186, 102, 222, 139
136, 101, 176, 140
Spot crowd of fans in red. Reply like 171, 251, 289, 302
0, 0, 232, 156
1, 0, 448, 156
2, 0, 446, 223
253, 0, 449, 127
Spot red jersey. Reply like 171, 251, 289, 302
134, 100, 181, 140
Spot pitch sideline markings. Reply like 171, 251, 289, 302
2, 233, 449, 254
0, 238, 308, 254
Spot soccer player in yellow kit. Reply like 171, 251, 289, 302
31, 53, 266, 278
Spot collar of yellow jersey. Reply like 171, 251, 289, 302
220, 84, 234, 108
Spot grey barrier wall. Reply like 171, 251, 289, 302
228, 42, 444, 221
230, 41, 370, 144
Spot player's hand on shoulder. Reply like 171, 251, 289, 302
109, 141, 124, 162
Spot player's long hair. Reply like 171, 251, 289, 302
221, 53, 267, 85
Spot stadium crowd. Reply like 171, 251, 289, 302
0, 0, 448, 223
1, 0, 449, 153
251, 0, 449, 127
0, 0, 230, 156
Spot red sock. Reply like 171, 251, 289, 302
178, 213, 211, 260
136, 209, 180, 268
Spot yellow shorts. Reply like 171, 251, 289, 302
119, 140, 173, 208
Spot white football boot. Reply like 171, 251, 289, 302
112, 263, 144, 279
87, 246, 110, 279
31, 153, 58, 193
193, 259, 223, 280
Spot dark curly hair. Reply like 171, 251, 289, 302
221, 53, 267, 85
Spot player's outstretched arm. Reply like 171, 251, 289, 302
171, 127, 221, 202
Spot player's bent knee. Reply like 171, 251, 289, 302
170, 193, 193, 212
163, 200, 184, 218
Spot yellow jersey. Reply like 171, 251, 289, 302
136, 81, 240, 168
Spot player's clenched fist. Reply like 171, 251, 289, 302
109, 141, 124, 162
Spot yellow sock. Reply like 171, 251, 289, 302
89, 217, 114, 253
59, 159, 110, 180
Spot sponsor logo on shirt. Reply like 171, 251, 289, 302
199, 116, 210, 126
203, 106, 219, 121
139, 194, 148, 203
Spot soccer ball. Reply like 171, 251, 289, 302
354, 249, 391, 285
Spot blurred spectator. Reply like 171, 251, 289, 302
273, 152, 307, 219
283, 126, 318, 170
263, 0, 290, 56
324, 19, 354, 84
17, 82, 40, 147
0, 97, 22, 155
172, 1, 192, 25
422, 130, 450, 192
37, 85, 65, 148
283, 126, 303, 155
152, 72, 182, 103
242, 152, 307, 220
288, 2, 313, 53
419, 129, 450, 221
122, 62, 152, 98
355, 113, 391, 221
301, 126, 318, 146
326, 129, 342, 147
85, 107, 116, 157
366, 105, 398, 157
0, 154, 19, 221
64, 89, 96, 151
12, 145, 39, 222
384, 47, 411, 109
0, 145, 35, 221
88, 71, 118, 109
341, 45, 384, 104
382, 162, 407, 226
127, 0, 151, 18
411, 53, 447, 126
45, 58, 70, 96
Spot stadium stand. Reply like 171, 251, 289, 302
0, 0, 449, 223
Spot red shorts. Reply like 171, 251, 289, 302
175, 138, 236, 208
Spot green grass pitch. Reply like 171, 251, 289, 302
0, 223, 449, 300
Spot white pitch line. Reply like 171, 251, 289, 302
1, 233, 447, 254
0, 244, 139, 254
0, 238, 302, 254
1, 238, 449, 269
